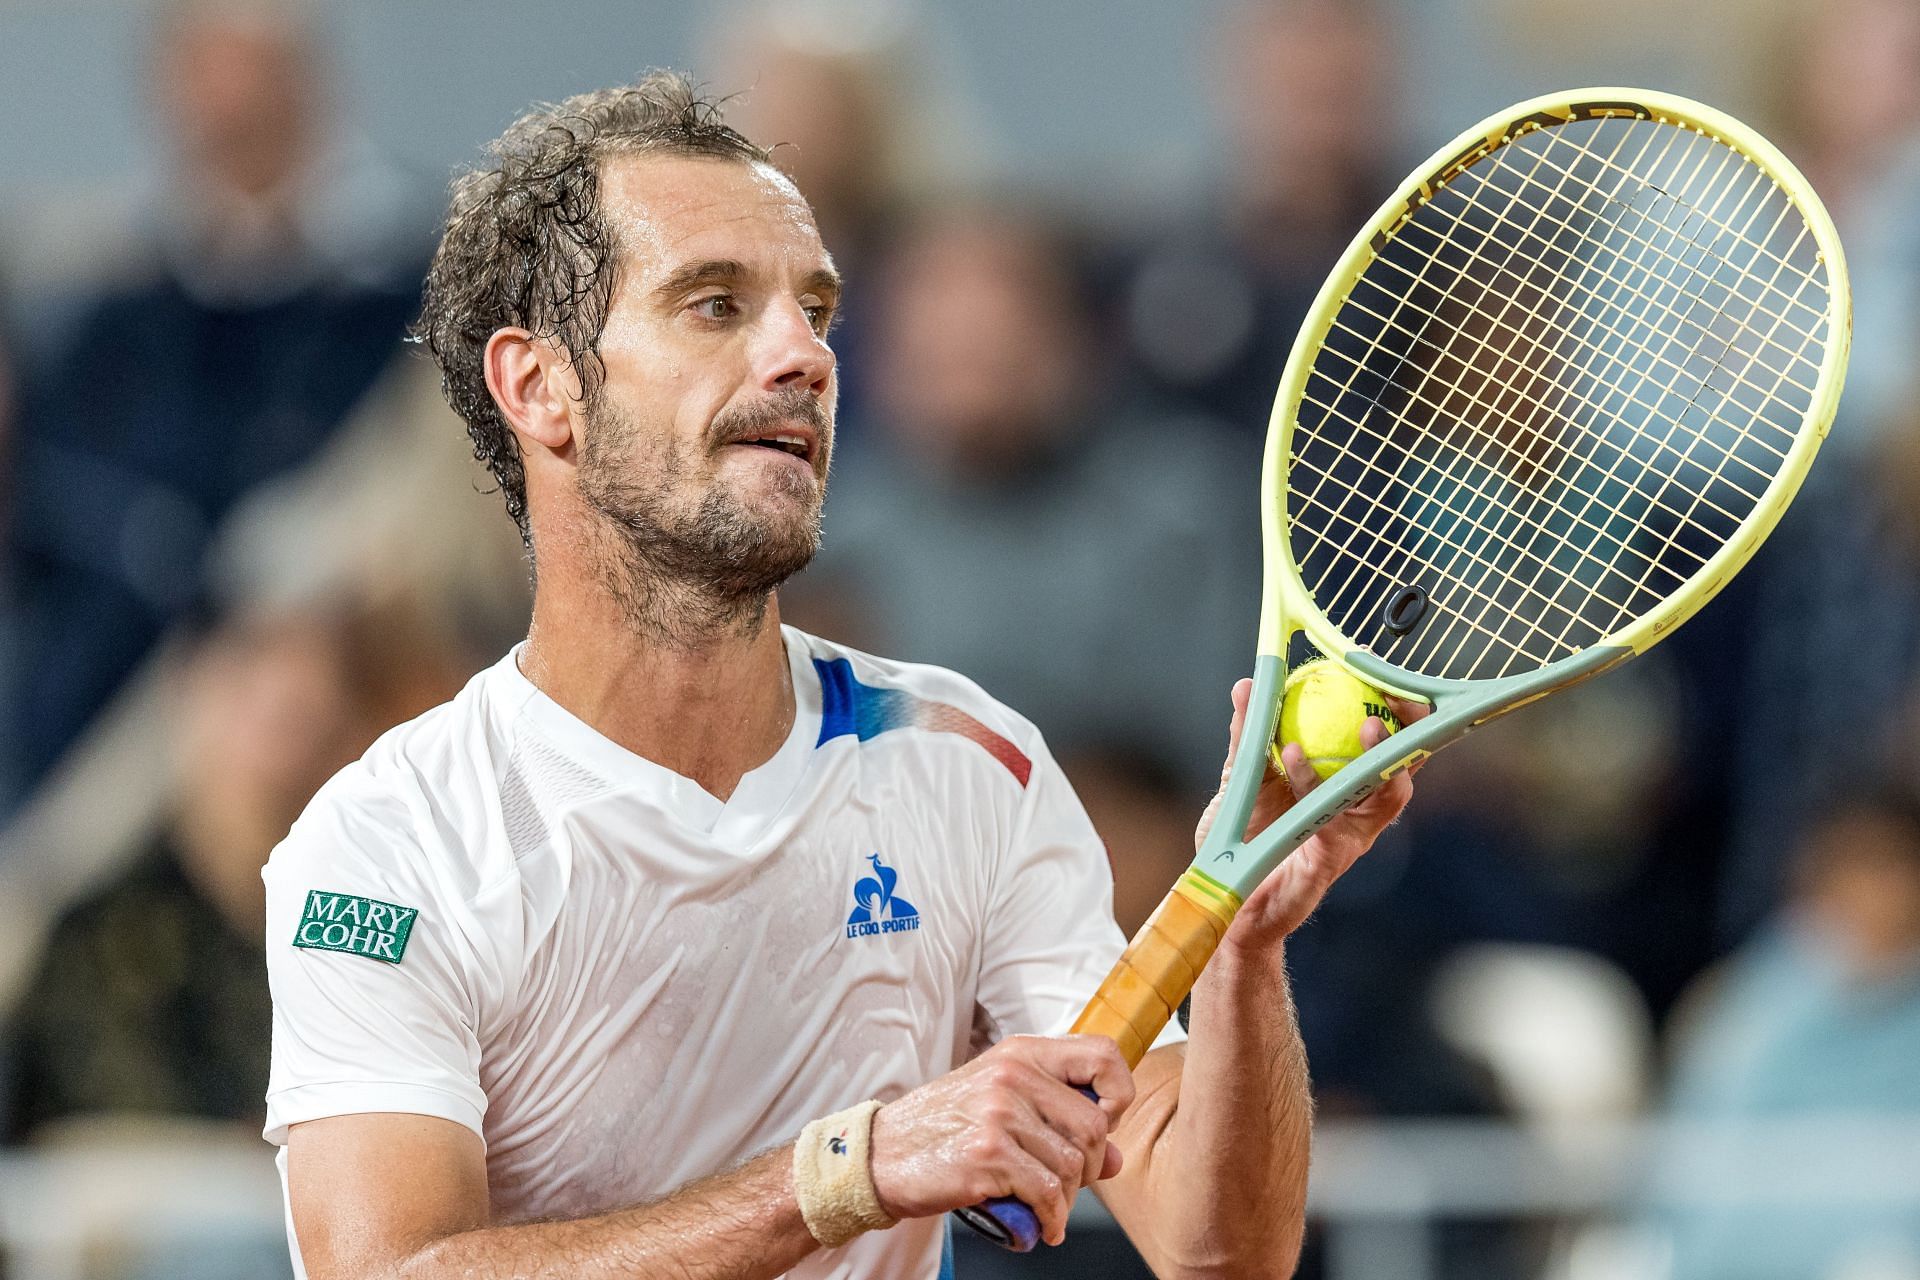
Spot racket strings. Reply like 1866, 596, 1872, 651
1299, 113, 1703, 655
1363, 123, 1807, 553
1519, 145, 1827, 354
1529, 187, 1823, 668
1438, 139, 1822, 464
1525, 122, 1829, 320
1288, 112, 1831, 681
1300, 129, 1813, 642
1418, 128, 1822, 674
1283, 114, 1666, 660
1337, 169, 1812, 492
1301, 119, 1725, 659
1409, 127, 1824, 675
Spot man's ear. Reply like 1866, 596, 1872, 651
484, 327, 577, 452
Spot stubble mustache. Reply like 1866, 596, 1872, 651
706, 386, 833, 462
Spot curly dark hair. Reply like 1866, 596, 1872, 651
414, 71, 771, 541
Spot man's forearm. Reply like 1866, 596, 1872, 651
1104, 674, 1414, 1275
386, 1147, 818, 1280
1147, 943, 1312, 1276
300, 1036, 1140, 1280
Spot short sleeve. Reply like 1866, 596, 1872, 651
262, 782, 493, 1147
972, 736, 1188, 1053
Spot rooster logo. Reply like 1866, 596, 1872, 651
847, 853, 919, 926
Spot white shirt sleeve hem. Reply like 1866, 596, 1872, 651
264, 1081, 487, 1148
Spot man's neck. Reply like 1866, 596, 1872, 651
518, 545, 797, 803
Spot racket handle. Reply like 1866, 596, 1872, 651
953, 1086, 1101, 1252
954, 875, 1239, 1251
1069, 874, 1238, 1067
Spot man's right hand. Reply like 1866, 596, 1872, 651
867, 1034, 1135, 1247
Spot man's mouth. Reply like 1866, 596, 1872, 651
725, 423, 820, 468
736, 432, 813, 460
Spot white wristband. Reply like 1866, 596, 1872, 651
793, 1099, 894, 1247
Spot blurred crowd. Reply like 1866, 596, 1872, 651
2, 1, 1920, 1278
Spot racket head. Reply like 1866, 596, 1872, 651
1199, 88, 1848, 900
1266, 87, 1848, 688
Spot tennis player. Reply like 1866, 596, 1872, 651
264, 73, 1416, 1280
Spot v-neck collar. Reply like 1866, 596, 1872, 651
501, 627, 821, 842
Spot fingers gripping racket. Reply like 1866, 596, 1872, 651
957, 87, 1849, 1250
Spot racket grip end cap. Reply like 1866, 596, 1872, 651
954, 1199, 1041, 1253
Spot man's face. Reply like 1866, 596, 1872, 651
574, 153, 839, 598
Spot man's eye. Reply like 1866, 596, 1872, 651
694, 296, 735, 320
804, 304, 834, 333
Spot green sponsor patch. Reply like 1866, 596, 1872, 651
293, 890, 418, 964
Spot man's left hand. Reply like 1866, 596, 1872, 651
1192, 676, 1427, 954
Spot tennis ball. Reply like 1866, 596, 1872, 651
1270, 658, 1401, 780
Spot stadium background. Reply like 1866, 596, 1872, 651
1, 0, 1918, 1277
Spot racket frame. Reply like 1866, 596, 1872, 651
974, 87, 1848, 1255
1079, 84, 1849, 1061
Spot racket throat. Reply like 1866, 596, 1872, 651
1198, 654, 1291, 869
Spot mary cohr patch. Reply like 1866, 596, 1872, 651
293, 890, 418, 964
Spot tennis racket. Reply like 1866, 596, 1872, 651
956, 86, 1849, 1251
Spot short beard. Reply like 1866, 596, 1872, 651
575, 389, 829, 647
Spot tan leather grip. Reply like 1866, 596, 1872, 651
1069, 876, 1238, 1067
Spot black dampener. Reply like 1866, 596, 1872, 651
1381, 584, 1429, 638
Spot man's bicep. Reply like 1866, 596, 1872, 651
263, 810, 491, 1145
289, 1112, 490, 1280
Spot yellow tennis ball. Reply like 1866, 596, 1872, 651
1270, 659, 1401, 779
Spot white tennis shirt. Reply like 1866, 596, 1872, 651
263, 626, 1177, 1278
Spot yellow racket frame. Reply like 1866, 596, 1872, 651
1070, 87, 1850, 1068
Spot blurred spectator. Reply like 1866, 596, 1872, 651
717, 1, 938, 270
1762, 0, 1920, 450
1115, 0, 1400, 433
139, 0, 424, 304
1285, 831, 1537, 1279
1711, 454, 1920, 939
1650, 785, 1920, 1279
715, 0, 978, 430
208, 355, 533, 671
0, 611, 368, 1142
1709, 0, 1920, 936
3, 0, 428, 806
783, 204, 1255, 805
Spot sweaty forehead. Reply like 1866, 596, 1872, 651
598, 152, 826, 281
